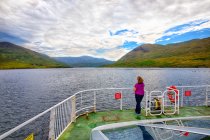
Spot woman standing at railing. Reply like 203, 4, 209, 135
133, 76, 145, 115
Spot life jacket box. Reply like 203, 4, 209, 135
185, 90, 191, 96
115, 92, 122, 100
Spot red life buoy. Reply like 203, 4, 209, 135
167, 85, 179, 103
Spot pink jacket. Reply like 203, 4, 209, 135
134, 83, 145, 95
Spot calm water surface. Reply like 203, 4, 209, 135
0, 68, 210, 137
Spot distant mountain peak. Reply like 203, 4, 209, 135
133, 46, 150, 52
53, 56, 114, 67
108, 37, 210, 68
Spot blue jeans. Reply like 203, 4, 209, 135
135, 94, 144, 114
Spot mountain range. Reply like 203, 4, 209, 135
0, 42, 114, 69
1, 37, 210, 69
53, 56, 114, 67
108, 37, 210, 67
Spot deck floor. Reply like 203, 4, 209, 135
59, 106, 210, 140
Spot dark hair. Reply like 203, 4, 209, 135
137, 76, 143, 84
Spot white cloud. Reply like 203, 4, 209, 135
0, 0, 210, 60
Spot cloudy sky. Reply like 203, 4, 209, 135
0, 0, 210, 60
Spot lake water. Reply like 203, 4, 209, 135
0, 68, 210, 138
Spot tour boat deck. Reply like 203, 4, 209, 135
59, 106, 210, 140
1, 86, 209, 140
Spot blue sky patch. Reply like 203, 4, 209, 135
119, 41, 141, 50
0, 32, 28, 45
156, 28, 210, 45
109, 29, 139, 36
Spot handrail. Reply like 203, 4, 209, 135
0, 87, 132, 140
175, 85, 210, 88
54, 87, 132, 109
167, 85, 210, 107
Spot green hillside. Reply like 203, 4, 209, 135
108, 37, 210, 68
0, 42, 69, 69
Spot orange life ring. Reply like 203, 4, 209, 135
167, 85, 179, 103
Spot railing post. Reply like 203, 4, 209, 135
94, 91, 96, 112
177, 90, 180, 114
120, 91, 123, 110
145, 90, 148, 116
81, 92, 83, 109
181, 88, 184, 107
49, 108, 56, 140
206, 87, 208, 106
71, 96, 76, 122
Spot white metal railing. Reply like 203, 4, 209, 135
0, 85, 209, 140
0, 88, 132, 140
171, 85, 210, 107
